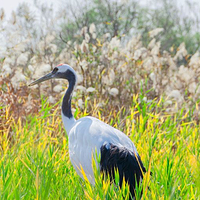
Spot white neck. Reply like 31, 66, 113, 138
61, 111, 76, 135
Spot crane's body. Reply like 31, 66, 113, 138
29, 64, 146, 199
65, 115, 138, 184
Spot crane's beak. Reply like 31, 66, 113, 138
29, 72, 54, 86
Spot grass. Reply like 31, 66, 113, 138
0, 95, 200, 199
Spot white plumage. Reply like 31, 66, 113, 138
66, 116, 138, 184
29, 63, 146, 199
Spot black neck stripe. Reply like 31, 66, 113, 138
61, 70, 76, 118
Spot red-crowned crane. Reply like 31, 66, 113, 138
29, 64, 146, 199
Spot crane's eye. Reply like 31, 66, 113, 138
52, 67, 58, 74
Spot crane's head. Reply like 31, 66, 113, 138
29, 64, 77, 86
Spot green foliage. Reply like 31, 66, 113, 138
59, 0, 138, 44
58, 0, 200, 54
138, 0, 200, 54
0, 96, 199, 199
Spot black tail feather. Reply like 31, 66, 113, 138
100, 143, 146, 199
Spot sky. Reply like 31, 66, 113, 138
0, 0, 57, 18
0, 0, 200, 18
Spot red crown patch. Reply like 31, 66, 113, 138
56, 63, 64, 67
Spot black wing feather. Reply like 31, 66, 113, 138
100, 143, 146, 199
